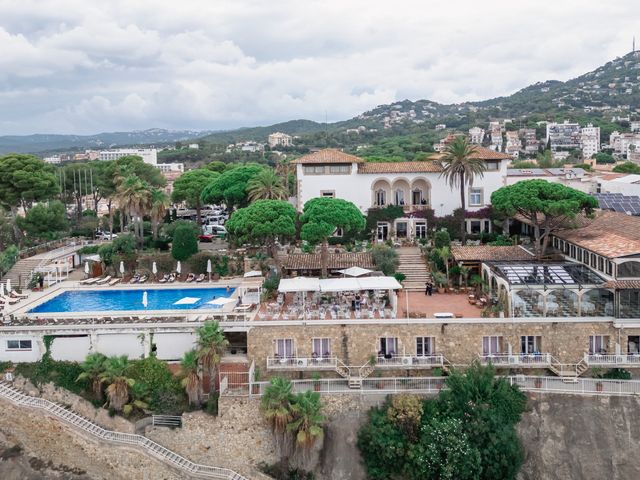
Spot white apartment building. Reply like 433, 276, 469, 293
631, 121, 640, 133
489, 122, 503, 151
43, 156, 61, 164
505, 131, 521, 158
293, 148, 512, 241
268, 132, 293, 148
468, 127, 485, 144
610, 131, 640, 158
546, 121, 581, 150
580, 124, 601, 159
98, 148, 158, 165
156, 163, 184, 173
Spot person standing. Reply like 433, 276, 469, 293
425, 282, 429, 296
427, 282, 433, 296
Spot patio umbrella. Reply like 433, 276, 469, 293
337, 266, 373, 277
142, 291, 148, 309
176, 261, 182, 275
6, 278, 11, 293
152, 261, 158, 280
119, 261, 125, 277
0, 283, 4, 296
84, 261, 89, 277
207, 259, 212, 282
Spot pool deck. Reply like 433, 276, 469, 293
3, 277, 248, 321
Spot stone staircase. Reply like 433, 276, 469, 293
0, 381, 246, 479
397, 247, 431, 292
2, 257, 41, 289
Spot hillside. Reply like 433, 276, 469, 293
197, 119, 330, 144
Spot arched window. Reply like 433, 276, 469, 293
375, 189, 386, 206
618, 261, 640, 278
394, 189, 405, 206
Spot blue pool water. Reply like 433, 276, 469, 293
29, 287, 235, 313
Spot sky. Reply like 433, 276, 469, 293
0, 0, 638, 135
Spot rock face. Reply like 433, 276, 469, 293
518, 393, 640, 480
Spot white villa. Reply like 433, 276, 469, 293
293, 148, 512, 241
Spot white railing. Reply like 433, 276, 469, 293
479, 353, 552, 367
0, 382, 246, 479
152, 415, 183, 428
584, 354, 640, 366
375, 354, 445, 368
266, 356, 338, 370
510, 375, 640, 396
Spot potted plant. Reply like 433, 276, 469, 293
312, 372, 321, 392
591, 367, 604, 393
534, 377, 543, 389
375, 372, 385, 390
433, 272, 447, 294
596, 381, 604, 392
368, 354, 377, 366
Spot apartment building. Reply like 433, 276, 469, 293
580, 124, 601, 159
98, 148, 158, 165
268, 132, 293, 148
469, 127, 485, 144
505, 131, 521, 157
546, 121, 581, 150
489, 121, 503, 150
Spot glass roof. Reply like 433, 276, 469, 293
489, 262, 605, 286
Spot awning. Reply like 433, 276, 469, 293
357, 277, 403, 290
277, 276, 402, 293
278, 277, 321, 293
337, 266, 373, 277
243, 270, 263, 278
320, 278, 360, 292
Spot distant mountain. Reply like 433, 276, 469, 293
197, 119, 329, 144
0, 128, 216, 155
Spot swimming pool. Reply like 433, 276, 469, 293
29, 287, 236, 313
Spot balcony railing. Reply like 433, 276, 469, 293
584, 353, 640, 366
266, 356, 338, 370
375, 354, 445, 368
479, 353, 552, 367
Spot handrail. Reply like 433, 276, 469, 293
0, 382, 246, 479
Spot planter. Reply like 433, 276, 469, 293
596, 382, 604, 392
534, 378, 543, 389
313, 383, 321, 392
376, 381, 385, 389
437, 287, 445, 294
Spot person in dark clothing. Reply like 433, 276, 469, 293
426, 282, 433, 296
425, 282, 429, 295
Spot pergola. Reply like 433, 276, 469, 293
482, 262, 615, 318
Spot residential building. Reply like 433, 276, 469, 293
520, 128, 540, 155
188, 143, 199, 149
506, 167, 591, 192
268, 132, 293, 148
43, 156, 61, 164
293, 147, 511, 240
580, 124, 601, 158
596, 173, 640, 196
98, 148, 158, 165
631, 121, 640, 133
489, 121, 503, 151
505, 131, 521, 158
156, 163, 184, 173
468, 127, 485, 144
546, 121, 581, 150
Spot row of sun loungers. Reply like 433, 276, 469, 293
0, 289, 29, 308
80, 275, 121, 286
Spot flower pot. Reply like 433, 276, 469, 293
314, 383, 321, 392
534, 379, 542, 389
437, 287, 445, 294
596, 382, 603, 392
251, 384, 260, 395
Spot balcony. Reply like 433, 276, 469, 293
478, 353, 552, 367
266, 356, 338, 370
375, 354, 445, 369
584, 353, 640, 367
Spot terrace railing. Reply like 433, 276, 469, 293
479, 353, 552, 367
266, 356, 338, 370
375, 354, 445, 368
0, 382, 246, 479
584, 353, 640, 366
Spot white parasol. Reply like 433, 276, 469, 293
119, 261, 125, 276
142, 291, 148, 309
176, 261, 182, 275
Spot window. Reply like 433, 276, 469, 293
605, 261, 613, 276
320, 190, 335, 198
394, 189, 405, 206
396, 222, 407, 238
483, 220, 491, 233
6, 340, 32, 351
598, 256, 604, 272
485, 161, 500, 171
329, 165, 350, 174
375, 189, 386, 206
415, 222, 427, 239
482, 336, 502, 355
589, 335, 609, 355
618, 261, 640, 278
469, 188, 483, 206
520, 335, 542, 354
416, 337, 435, 356
412, 189, 423, 205
570, 245, 576, 258
379, 337, 398, 357
590, 253, 597, 268
468, 220, 481, 234
333, 227, 343, 237
628, 336, 640, 354
303, 165, 326, 175
275, 339, 294, 358
312, 338, 331, 358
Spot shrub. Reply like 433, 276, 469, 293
394, 272, 406, 283
162, 220, 200, 241
602, 368, 632, 380
434, 229, 451, 248
172, 224, 198, 261
0, 244, 19, 276
371, 244, 399, 275
78, 245, 100, 255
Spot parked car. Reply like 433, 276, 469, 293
198, 233, 215, 242
96, 231, 118, 240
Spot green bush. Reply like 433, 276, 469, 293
394, 272, 406, 283
434, 229, 451, 248
15, 360, 87, 396
162, 220, 200, 241
187, 252, 218, 274
371, 244, 399, 275
603, 368, 632, 380
171, 224, 198, 261
0, 244, 19, 276
78, 245, 100, 255
127, 356, 187, 414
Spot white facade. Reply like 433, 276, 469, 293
505, 131, 521, 157
580, 124, 601, 159
597, 174, 640, 196
546, 121, 581, 150
156, 162, 184, 173
469, 127, 485, 144
268, 132, 293, 148
43, 156, 61, 164
98, 148, 158, 165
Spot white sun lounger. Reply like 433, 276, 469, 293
10, 290, 29, 298
80, 277, 99, 285
108, 278, 121, 286
96, 275, 112, 285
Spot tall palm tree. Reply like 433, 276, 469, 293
287, 390, 325, 450
149, 188, 170, 241
76, 352, 107, 400
435, 246, 452, 284
180, 349, 202, 407
99, 355, 135, 412
261, 377, 294, 435
247, 169, 288, 202
440, 136, 486, 245
195, 321, 229, 396
116, 175, 152, 248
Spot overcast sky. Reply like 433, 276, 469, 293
0, 0, 638, 135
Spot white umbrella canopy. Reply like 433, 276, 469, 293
6, 278, 11, 292
142, 291, 148, 309
84, 261, 90, 275
119, 261, 125, 276
337, 266, 373, 277
243, 270, 262, 278
176, 261, 182, 275
0, 283, 5, 296
152, 262, 158, 275
206, 259, 212, 273
207, 297, 236, 306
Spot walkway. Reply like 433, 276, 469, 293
399, 291, 481, 318
397, 247, 431, 291
0, 381, 246, 480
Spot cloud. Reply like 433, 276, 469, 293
0, 0, 638, 134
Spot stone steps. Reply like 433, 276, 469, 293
3, 258, 41, 288
397, 247, 431, 291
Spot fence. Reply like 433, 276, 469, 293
152, 415, 183, 428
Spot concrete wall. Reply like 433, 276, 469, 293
247, 321, 638, 372
95, 333, 145, 359
154, 332, 196, 361
50, 335, 91, 362
0, 335, 43, 363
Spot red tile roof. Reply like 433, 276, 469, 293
603, 280, 640, 290
358, 161, 443, 174
451, 245, 534, 262
282, 253, 374, 270
431, 146, 512, 161
554, 210, 640, 258
291, 149, 365, 164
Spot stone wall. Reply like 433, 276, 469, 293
247, 321, 640, 373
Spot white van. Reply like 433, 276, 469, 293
203, 225, 227, 235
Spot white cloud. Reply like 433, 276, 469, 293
0, 0, 638, 134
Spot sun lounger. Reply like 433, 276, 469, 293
129, 274, 140, 284
138, 275, 148, 283
159, 274, 169, 283
109, 278, 121, 286
186, 273, 195, 283
195, 273, 205, 283
10, 290, 29, 298
96, 275, 112, 285
80, 277, 98, 285
1, 295, 19, 304
168, 273, 176, 283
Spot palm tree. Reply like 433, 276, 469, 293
76, 352, 107, 400
122, 381, 151, 417
440, 136, 486, 245
195, 321, 229, 396
435, 246, 452, 284
180, 349, 202, 407
100, 355, 135, 412
116, 175, 152, 248
261, 377, 294, 435
247, 169, 288, 202
149, 188, 170, 241
287, 390, 325, 450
